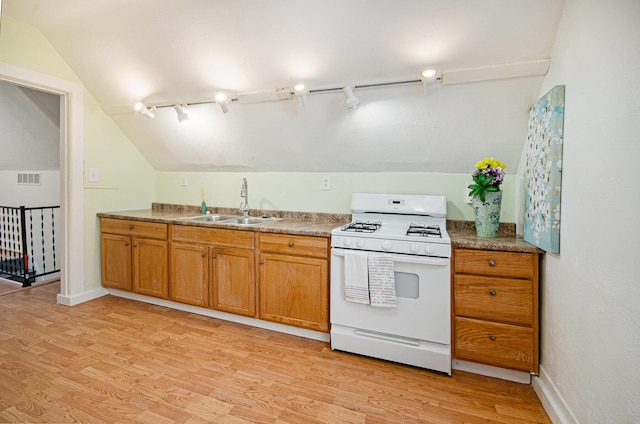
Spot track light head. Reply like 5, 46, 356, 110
420, 68, 439, 94
293, 84, 308, 106
215, 93, 230, 113
342, 86, 360, 109
174, 104, 189, 124
134, 102, 155, 119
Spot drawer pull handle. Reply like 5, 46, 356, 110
488, 260, 496, 266
128, 225, 134, 230
288, 241, 294, 247
259, 260, 264, 265
489, 289, 496, 296
489, 335, 496, 341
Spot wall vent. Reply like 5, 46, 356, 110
17, 172, 42, 186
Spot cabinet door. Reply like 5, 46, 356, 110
101, 233, 132, 290
133, 238, 168, 299
170, 242, 209, 307
211, 247, 255, 317
258, 253, 328, 332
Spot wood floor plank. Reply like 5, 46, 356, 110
0, 282, 550, 423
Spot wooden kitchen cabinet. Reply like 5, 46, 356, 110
210, 247, 255, 316
453, 248, 539, 373
258, 233, 329, 332
100, 218, 168, 298
170, 225, 256, 316
170, 242, 209, 307
101, 233, 132, 291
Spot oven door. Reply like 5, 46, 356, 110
330, 247, 451, 344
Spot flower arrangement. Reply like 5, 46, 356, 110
468, 157, 507, 202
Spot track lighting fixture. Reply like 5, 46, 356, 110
420, 68, 438, 94
215, 93, 230, 113
134, 102, 155, 119
342, 86, 360, 109
293, 83, 308, 106
174, 104, 189, 124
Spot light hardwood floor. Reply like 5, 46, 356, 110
0, 283, 550, 423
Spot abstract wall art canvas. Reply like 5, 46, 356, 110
524, 85, 565, 254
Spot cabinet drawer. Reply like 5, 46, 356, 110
454, 274, 533, 325
455, 249, 533, 279
101, 218, 167, 240
455, 317, 534, 372
171, 225, 254, 249
259, 233, 328, 258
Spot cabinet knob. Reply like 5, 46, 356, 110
488, 260, 496, 266
128, 225, 134, 230
489, 289, 496, 296
288, 241, 294, 247
124, 242, 129, 246
489, 335, 496, 341
133, 243, 138, 248
259, 260, 264, 265
211, 254, 216, 259
201, 253, 206, 257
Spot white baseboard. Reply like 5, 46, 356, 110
532, 365, 578, 424
452, 359, 532, 384
56, 287, 109, 306
106, 289, 331, 343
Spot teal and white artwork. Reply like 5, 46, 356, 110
524, 85, 565, 254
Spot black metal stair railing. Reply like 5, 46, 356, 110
0, 205, 61, 287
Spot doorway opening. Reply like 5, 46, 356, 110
0, 61, 84, 305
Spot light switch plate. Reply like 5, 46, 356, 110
181, 176, 188, 187
88, 168, 99, 182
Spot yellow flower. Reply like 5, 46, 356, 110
475, 157, 506, 170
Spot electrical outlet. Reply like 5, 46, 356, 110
321, 176, 331, 190
465, 181, 474, 203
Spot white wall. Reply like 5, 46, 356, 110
0, 80, 60, 171
522, 0, 640, 422
0, 170, 60, 207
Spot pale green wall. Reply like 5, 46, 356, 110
0, 17, 157, 291
156, 171, 517, 222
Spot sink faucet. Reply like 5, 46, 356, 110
238, 177, 249, 217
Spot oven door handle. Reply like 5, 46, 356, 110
331, 248, 449, 266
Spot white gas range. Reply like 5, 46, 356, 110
330, 193, 452, 374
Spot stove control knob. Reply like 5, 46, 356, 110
356, 239, 365, 248
382, 240, 392, 250
425, 245, 436, 254
409, 243, 419, 253
343, 238, 352, 247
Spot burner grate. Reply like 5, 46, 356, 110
406, 223, 442, 238
341, 220, 382, 233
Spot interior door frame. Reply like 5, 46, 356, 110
0, 61, 84, 304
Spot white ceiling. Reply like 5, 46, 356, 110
4, 0, 565, 173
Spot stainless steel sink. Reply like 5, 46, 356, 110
180, 214, 239, 222
180, 215, 275, 225
221, 217, 275, 225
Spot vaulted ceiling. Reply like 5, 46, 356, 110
4, 0, 565, 173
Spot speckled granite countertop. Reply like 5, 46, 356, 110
97, 203, 351, 238
447, 220, 543, 254
97, 204, 543, 253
